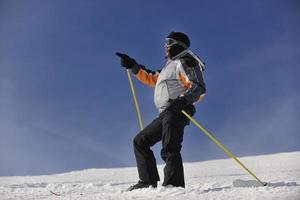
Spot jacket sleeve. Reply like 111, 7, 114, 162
178, 56, 206, 104
131, 64, 160, 88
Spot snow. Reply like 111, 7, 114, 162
1, 152, 299, 200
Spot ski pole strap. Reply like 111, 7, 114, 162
127, 69, 144, 130
181, 110, 266, 186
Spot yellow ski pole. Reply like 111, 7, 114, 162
126, 69, 144, 130
181, 110, 267, 186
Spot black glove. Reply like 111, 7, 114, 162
168, 97, 188, 113
116, 52, 137, 69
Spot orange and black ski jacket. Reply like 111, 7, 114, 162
131, 54, 206, 113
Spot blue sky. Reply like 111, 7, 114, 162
0, 0, 299, 176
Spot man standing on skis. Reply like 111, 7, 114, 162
116, 32, 206, 191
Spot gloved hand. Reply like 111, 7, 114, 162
116, 52, 137, 69
168, 96, 188, 113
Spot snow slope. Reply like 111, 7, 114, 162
0, 152, 299, 200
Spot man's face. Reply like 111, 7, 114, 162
165, 38, 176, 59
164, 43, 171, 58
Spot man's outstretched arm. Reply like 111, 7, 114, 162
116, 52, 159, 88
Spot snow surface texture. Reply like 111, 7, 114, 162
0, 152, 299, 200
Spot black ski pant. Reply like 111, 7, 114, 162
133, 107, 193, 187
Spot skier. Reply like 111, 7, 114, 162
116, 32, 206, 191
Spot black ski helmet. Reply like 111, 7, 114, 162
167, 32, 190, 48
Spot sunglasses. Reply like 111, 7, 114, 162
165, 38, 188, 49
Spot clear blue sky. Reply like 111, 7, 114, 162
0, 0, 299, 176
